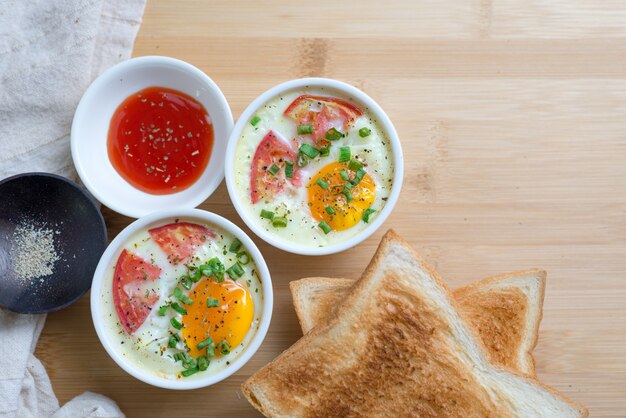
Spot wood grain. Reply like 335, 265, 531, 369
37, 0, 626, 416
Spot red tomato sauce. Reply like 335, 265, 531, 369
107, 86, 213, 194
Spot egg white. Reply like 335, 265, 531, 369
100, 218, 264, 380
234, 88, 395, 247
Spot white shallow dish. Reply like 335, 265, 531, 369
224, 77, 404, 256
90, 209, 273, 390
71, 56, 233, 218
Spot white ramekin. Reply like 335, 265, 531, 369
224, 77, 404, 256
90, 208, 273, 390
71, 56, 233, 218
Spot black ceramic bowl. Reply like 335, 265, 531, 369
0, 173, 107, 314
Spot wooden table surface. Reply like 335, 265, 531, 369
38, 0, 626, 416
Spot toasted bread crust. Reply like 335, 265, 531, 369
243, 230, 587, 417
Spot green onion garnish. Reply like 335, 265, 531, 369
157, 305, 169, 316
316, 178, 329, 190
207, 298, 220, 308
168, 336, 178, 348
339, 169, 350, 181
173, 287, 194, 305
318, 221, 332, 235
180, 275, 192, 290
260, 209, 274, 219
170, 317, 183, 330
296, 151, 308, 167
217, 340, 231, 355
189, 266, 202, 282
348, 159, 363, 171
236, 251, 250, 265
359, 127, 372, 137
342, 189, 353, 202
325, 206, 336, 215
299, 143, 319, 158
173, 352, 185, 362
171, 302, 187, 315
352, 168, 366, 185
272, 217, 288, 228
207, 257, 225, 282
197, 355, 209, 371
343, 182, 354, 190
181, 353, 196, 369
319, 146, 330, 157
226, 262, 245, 279
229, 238, 242, 253
297, 124, 314, 135
338, 146, 351, 163
285, 160, 294, 178
325, 128, 344, 141
181, 367, 199, 377
268, 164, 280, 175
250, 116, 261, 126
197, 336, 214, 350
362, 208, 376, 223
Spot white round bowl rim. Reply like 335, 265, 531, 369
90, 208, 273, 390
224, 77, 404, 256
71, 56, 234, 218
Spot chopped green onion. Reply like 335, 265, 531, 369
297, 124, 314, 135
171, 302, 187, 315
207, 257, 225, 282
168, 336, 178, 348
182, 353, 196, 369
180, 275, 192, 290
319, 146, 330, 157
250, 115, 261, 126
338, 146, 351, 163
173, 352, 185, 362
362, 208, 376, 223
318, 221, 332, 235
325, 128, 344, 141
206, 339, 216, 358
189, 267, 202, 282
229, 238, 242, 253
181, 367, 199, 377
272, 217, 288, 228
359, 127, 372, 137
226, 262, 245, 279
339, 169, 350, 181
296, 151, 308, 167
342, 189, 353, 202
207, 298, 220, 308
217, 340, 231, 355
268, 164, 280, 175
197, 355, 209, 371
260, 209, 274, 220
352, 168, 366, 185
343, 182, 354, 190
299, 143, 319, 158
170, 317, 183, 330
173, 287, 193, 305
197, 336, 214, 350
315, 178, 329, 190
236, 251, 250, 265
325, 206, 336, 215
348, 159, 363, 171
285, 160, 294, 178
157, 305, 169, 316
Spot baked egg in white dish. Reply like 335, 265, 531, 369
225, 78, 403, 255
91, 209, 272, 389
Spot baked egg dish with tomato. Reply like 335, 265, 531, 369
233, 88, 394, 247
100, 219, 264, 379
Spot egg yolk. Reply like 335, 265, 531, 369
182, 278, 254, 358
307, 162, 376, 231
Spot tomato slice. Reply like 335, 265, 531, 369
113, 249, 161, 334
148, 222, 215, 264
284, 95, 363, 144
250, 130, 301, 204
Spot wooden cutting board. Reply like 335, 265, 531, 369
38, 0, 626, 416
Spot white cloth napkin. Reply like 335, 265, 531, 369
0, 0, 146, 416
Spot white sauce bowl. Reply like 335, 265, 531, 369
225, 78, 404, 255
71, 56, 233, 218
90, 209, 273, 390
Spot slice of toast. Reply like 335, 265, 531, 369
243, 230, 587, 417
290, 269, 545, 376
